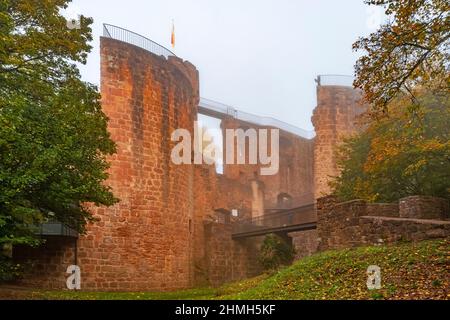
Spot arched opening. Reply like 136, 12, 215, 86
213, 208, 231, 224
277, 193, 293, 209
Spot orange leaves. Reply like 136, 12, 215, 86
353, 0, 448, 115
331, 90, 449, 202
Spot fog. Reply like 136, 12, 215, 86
65, 0, 381, 131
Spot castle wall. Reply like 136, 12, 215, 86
289, 230, 319, 260
13, 237, 76, 290
221, 118, 315, 209
316, 196, 450, 251
192, 163, 262, 286
203, 222, 263, 287
399, 196, 449, 220
192, 164, 218, 286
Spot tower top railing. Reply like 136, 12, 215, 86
103, 24, 176, 59
316, 75, 354, 87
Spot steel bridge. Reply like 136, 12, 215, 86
232, 204, 317, 239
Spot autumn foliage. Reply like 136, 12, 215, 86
353, 0, 449, 116
331, 92, 449, 202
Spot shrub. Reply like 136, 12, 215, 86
0, 255, 23, 283
258, 234, 295, 271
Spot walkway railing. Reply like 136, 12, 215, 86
199, 98, 316, 139
316, 75, 354, 87
103, 24, 176, 59
232, 204, 316, 238
33, 221, 78, 238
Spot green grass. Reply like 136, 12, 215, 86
3, 239, 449, 300
32, 287, 217, 300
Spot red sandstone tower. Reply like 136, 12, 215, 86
312, 75, 366, 199
76, 35, 200, 291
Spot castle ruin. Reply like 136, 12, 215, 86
12, 26, 383, 291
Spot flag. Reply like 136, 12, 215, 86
171, 20, 175, 48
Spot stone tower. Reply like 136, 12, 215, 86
76, 37, 200, 291
312, 76, 366, 199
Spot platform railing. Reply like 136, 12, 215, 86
316, 75, 354, 87
103, 23, 176, 59
32, 220, 78, 238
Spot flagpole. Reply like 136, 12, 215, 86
171, 19, 175, 49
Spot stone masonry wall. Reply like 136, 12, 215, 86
399, 196, 449, 220
317, 196, 450, 251
312, 85, 366, 199
221, 118, 315, 209
192, 164, 218, 286
13, 237, 76, 289
289, 230, 319, 259
203, 222, 262, 287
192, 162, 259, 286
366, 203, 399, 217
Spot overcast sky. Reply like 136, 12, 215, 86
65, 0, 381, 131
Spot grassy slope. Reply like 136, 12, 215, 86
2, 239, 448, 300
225, 239, 449, 300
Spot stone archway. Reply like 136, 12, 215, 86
277, 193, 293, 209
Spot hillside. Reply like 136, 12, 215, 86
0, 239, 448, 300
223, 239, 449, 300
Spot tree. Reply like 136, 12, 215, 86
0, 0, 117, 251
353, 0, 449, 116
331, 92, 450, 202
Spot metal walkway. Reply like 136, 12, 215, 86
198, 98, 316, 139
232, 204, 317, 239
